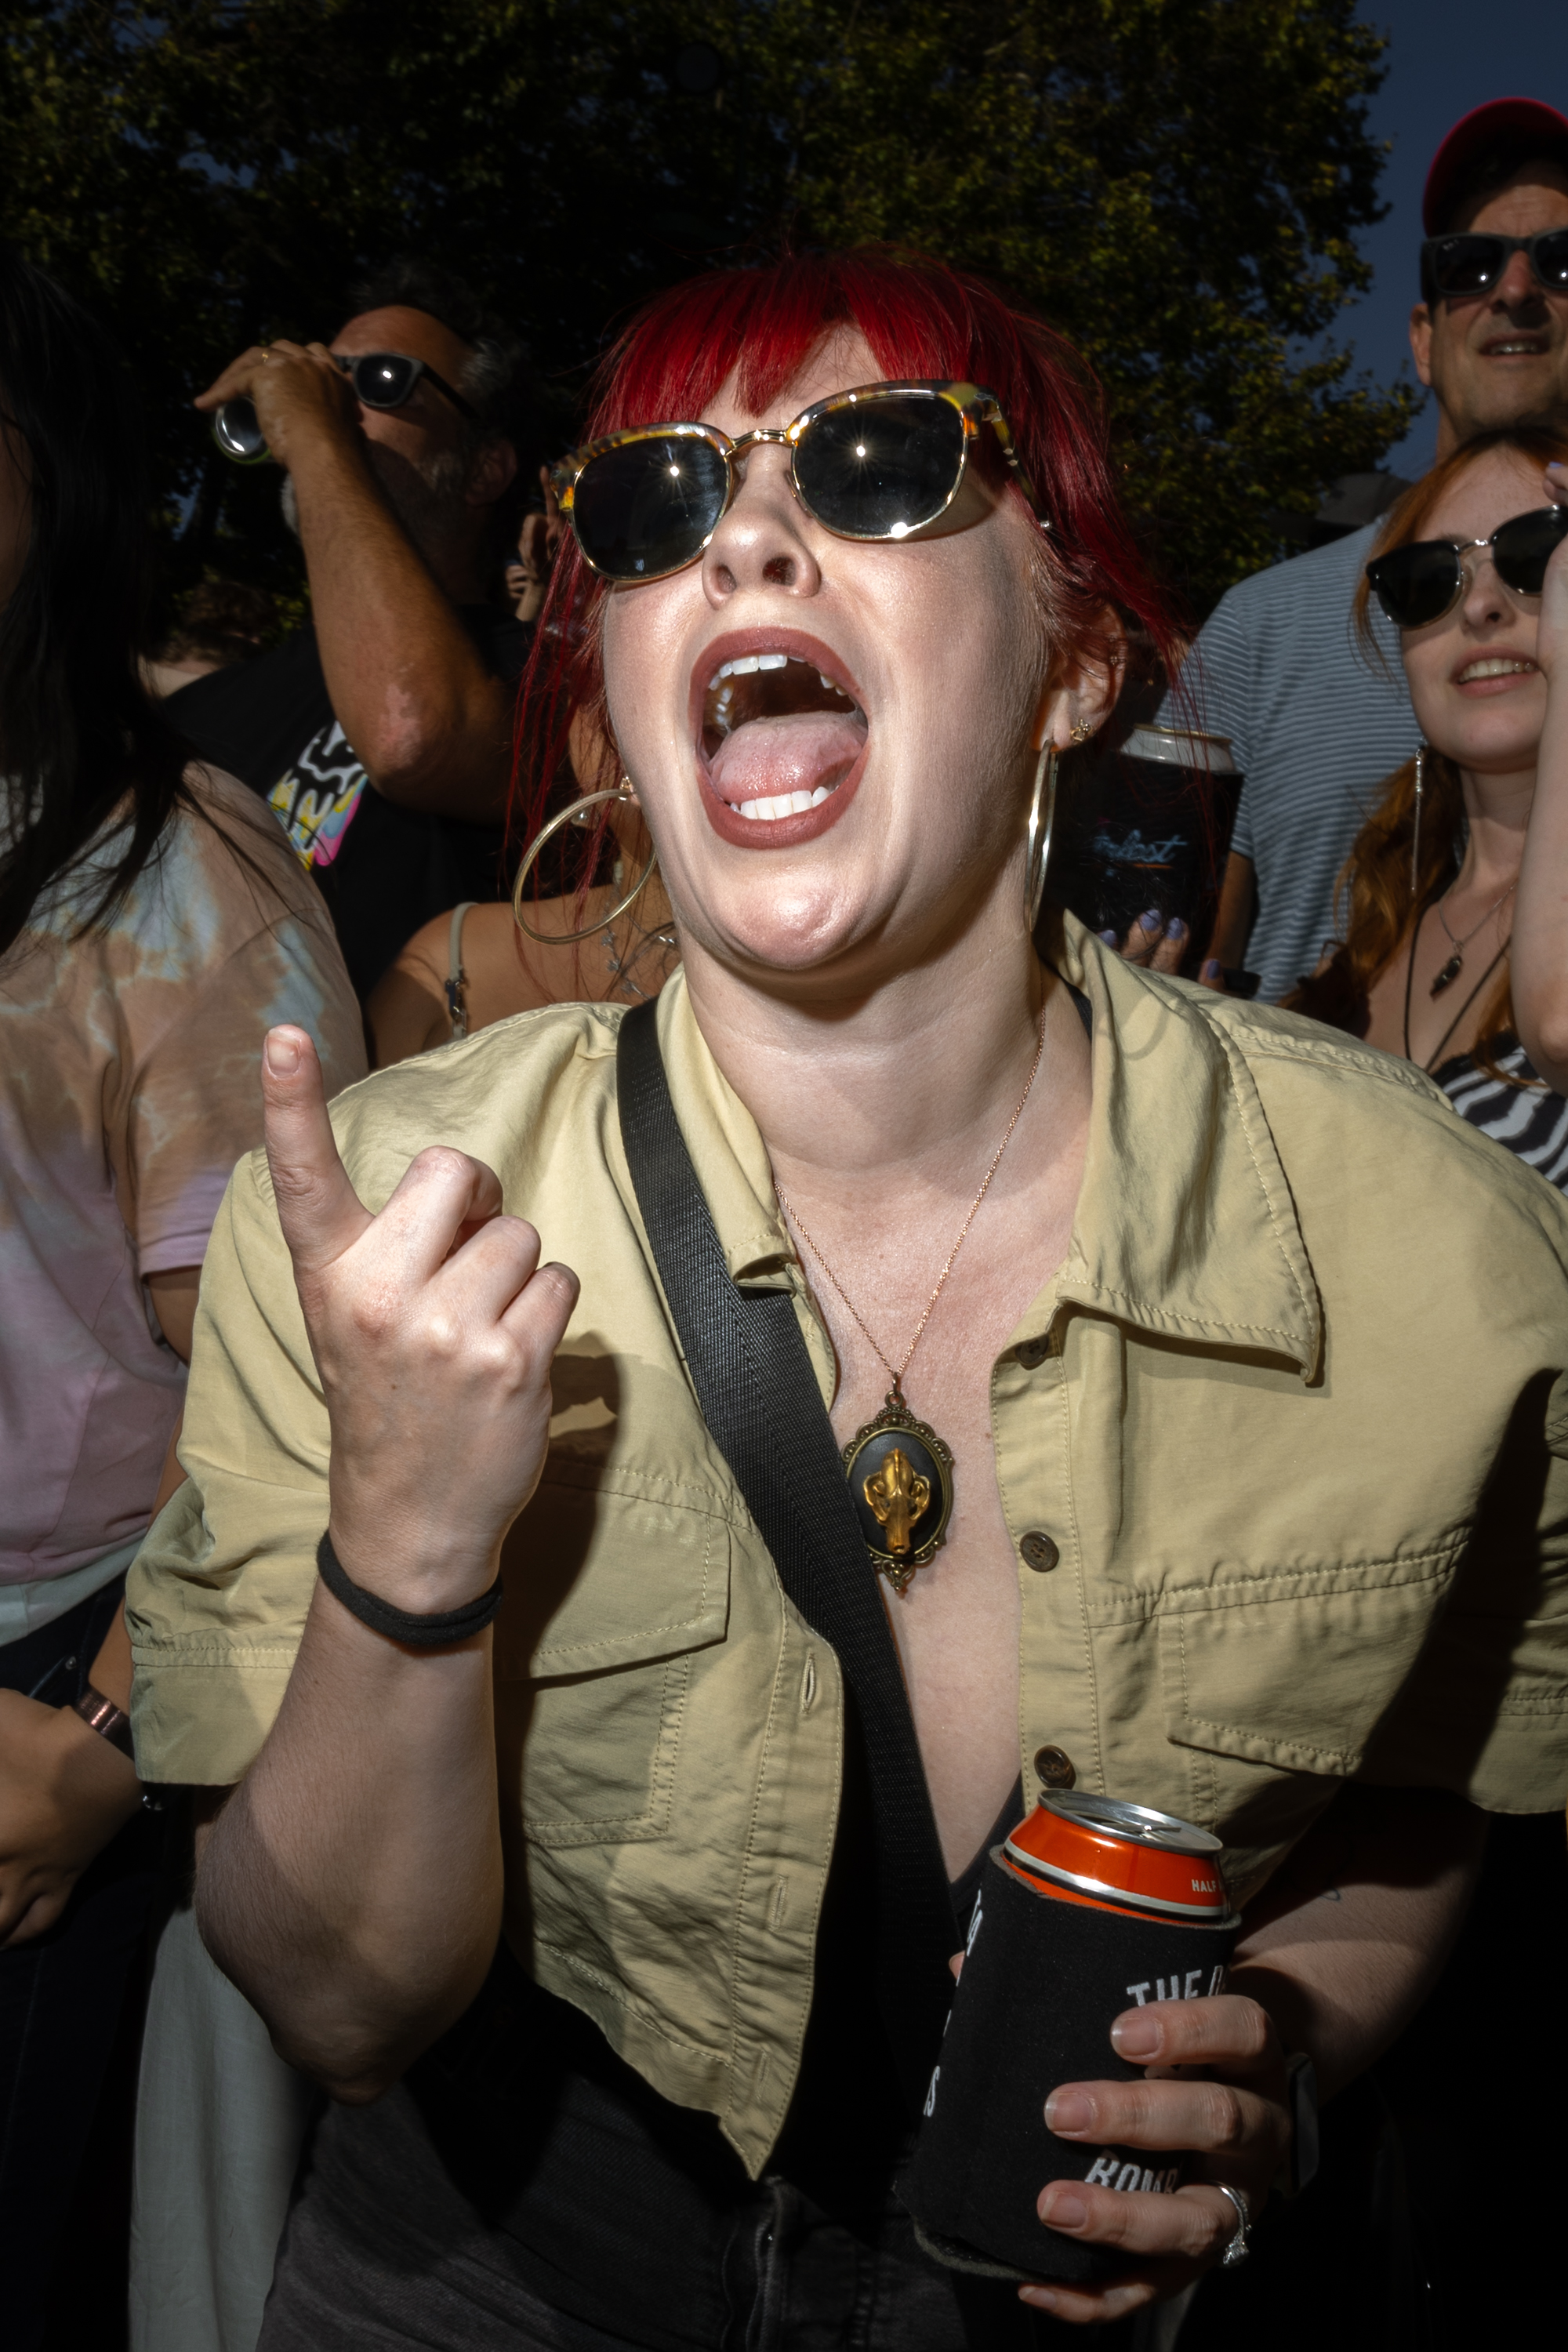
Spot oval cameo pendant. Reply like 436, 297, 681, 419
843, 1390, 956, 1594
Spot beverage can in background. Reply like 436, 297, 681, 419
899, 1791, 1240, 2283
1047, 725, 1241, 968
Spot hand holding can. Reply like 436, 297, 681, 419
900, 1792, 1280, 2294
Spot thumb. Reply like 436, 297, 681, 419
261, 1027, 372, 1278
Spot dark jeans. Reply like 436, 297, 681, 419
0, 1580, 167, 2352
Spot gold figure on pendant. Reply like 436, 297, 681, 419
862, 1446, 931, 1559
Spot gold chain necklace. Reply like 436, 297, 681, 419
774, 1014, 1047, 1595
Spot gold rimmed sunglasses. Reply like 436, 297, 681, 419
552, 380, 1042, 584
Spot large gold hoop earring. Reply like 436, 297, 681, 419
512, 782, 659, 945
1025, 743, 1058, 932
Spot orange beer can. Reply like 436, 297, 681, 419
900, 1791, 1240, 2282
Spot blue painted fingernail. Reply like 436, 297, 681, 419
1098, 927, 1118, 944
1203, 959, 1221, 981
1140, 908, 1161, 932
1165, 917, 1185, 938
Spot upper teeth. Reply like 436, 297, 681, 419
706, 652, 851, 695
1459, 658, 1536, 681
708, 652, 789, 687
1489, 342, 1541, 355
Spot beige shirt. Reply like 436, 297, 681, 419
127, 920, 1568, 2176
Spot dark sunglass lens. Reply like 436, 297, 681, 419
1367, 543, 1463, 629
796, 395, 965, 537
1533, 230, 1568, 292
354, 354, 419, 408
1431, 235, 1506, 298
572, 437, 730, 579
1494, 505, 1568, 597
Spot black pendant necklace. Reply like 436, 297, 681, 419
774, 1016, 1047, 1595
1430, 875, 1516, 996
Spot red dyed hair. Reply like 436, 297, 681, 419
511, 244, 1182, 886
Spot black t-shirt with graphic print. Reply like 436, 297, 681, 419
166, 607, 528, 1001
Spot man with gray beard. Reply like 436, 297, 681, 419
168, 262, 537, 1000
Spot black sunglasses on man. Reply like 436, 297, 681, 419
212, 347, 478, 464
1420, 230, 1568, 307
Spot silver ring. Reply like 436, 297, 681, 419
1214, 2183, 1251, 2267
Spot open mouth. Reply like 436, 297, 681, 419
700, 649, 869, 823
1480, 336, 1549, 357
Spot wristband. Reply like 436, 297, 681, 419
72, 1684, 136, 1761
316, 1531, 504, 1648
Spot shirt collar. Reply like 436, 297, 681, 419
1053, 916, 1322, 1380
652, 923, 1323, 1380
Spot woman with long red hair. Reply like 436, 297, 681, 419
129, 249, 1568, 2344
1289, 430, 1568, 1184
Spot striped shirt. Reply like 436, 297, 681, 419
1161, 524, 1415, 1003
1437, 1040, 1568, 1192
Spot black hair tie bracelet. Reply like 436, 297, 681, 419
316, 1531, 504, 1648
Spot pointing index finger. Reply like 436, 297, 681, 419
261, 1026, 372, 1279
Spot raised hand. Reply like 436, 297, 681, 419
194, 337, 359, 474
1020, 1991, 1289, 2322
261, 1025, 579, 1612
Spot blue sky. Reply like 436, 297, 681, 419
1329, 2, 1565, 473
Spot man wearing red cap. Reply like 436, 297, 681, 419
1186, 98, 1568, 1004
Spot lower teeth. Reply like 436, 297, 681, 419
732, 784, 835, 822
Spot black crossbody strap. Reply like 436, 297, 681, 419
615, 1000, 956, 2108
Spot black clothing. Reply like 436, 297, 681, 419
259, 1778, 1060, 2352
0, 1580, 167, 2351
167, 608, 528, 1000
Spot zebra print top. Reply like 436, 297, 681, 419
1435, 1036, 1568, 1192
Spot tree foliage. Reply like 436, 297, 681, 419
0, 0, 1419, 615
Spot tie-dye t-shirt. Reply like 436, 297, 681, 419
0, 764, 365, 1633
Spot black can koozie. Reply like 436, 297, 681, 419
900, 1823, 1239, 2281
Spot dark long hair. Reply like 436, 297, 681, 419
0, 247, 191, 956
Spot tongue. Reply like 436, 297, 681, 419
709, 713, 866, 806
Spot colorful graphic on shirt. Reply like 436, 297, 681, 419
267, 720, 368, 869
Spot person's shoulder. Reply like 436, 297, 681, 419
323, 999, 626, 1203
165, 629, 319, 713
1206, 521, 1384, 628
1187, 982, 1568, 1244
172, 763, 323, 899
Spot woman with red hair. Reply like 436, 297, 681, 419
130, 249, 1568, 2344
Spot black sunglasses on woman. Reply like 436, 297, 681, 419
1366, 504, 1568, 630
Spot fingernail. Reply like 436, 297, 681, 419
1203, 958, 1221, 981
1019, 2287, 1062, 2311
1112, 2016, 1161, 2059
1040, 2187, 1090, 2230
1098, 927, 1119, 944
264, 1030, 301, 1076
1139, 907, 1161, 932
1165, 917, 1185, 938
1044, 2090, 1093, 2134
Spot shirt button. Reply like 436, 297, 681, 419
1015, 1335, 1052, 1369
1019, 1530, 1059, 1573
1033, 1745, 1076, 1790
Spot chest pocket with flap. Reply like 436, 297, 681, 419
493, 1464, 735, 1848
1159, 1548, 1463, 1784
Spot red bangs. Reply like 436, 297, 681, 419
511, 244, 1183, 883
